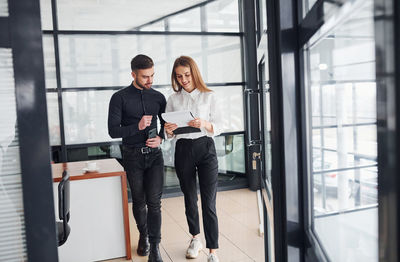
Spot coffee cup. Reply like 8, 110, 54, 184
85, 161, 97, 171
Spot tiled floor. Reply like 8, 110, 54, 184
105, 188, 265, 262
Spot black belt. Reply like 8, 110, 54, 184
139, 146, 160, 154
124, 145, 160, 155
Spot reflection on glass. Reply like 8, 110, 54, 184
63, 90, 121, 144
58, 35, 242, 87
304, 1, 377, 261
46, 93, 61, 145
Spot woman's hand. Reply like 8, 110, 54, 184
188, 118, 214, 133
188, 118, 206, 129
164, 122, 178, 136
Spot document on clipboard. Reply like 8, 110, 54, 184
161, 111, 201, 135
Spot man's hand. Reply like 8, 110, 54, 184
138, 115, 153, 130
164, 122, 178, 136
146, 136, 162, 148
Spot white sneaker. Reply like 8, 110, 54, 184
186, 238, 203, 259
207, 253, 219, 262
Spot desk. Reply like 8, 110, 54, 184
52, 159, 131, 262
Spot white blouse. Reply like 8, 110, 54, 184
165, 88, 223, 140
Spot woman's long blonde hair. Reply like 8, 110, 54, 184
171, 56, 212, 93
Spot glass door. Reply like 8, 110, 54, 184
259, 60, 274, 262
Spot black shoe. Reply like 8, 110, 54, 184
137, 234, 150, 256
148, 243, 163, 262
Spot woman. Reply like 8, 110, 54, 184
164, 56, 222, 262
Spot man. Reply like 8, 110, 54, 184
108, 54, 165, 262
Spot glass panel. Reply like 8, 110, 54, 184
58, 35, 242, 88
259, 0, 267, 31
55, 0, 205, 31
66, 145, 122, 162
262, 0, 267, 30
168, 8, 201, 32
204, 37, 242, 83
263, 90, 272, 183
162, 133, 246, 189
305, 1, 377, 261
58, 35, 147, 88
313, 166, 377, 213
210, 86, 244, 132
215, 134, 245, 173
0, 0, 8, 16
46, 0, 240, 32
303, 0, 318, 15
303, 1, 339, 19
62, 90, 121, 144
42, 35, 57, 89
0, 48, 27, 261
46, 93, 61, 145
139, 21, 165, 32
205, 0, 240, 32
164, 166, 180, 189
260, 62, 271, 184
259, 60, 272, 261
39, 0, 52, 30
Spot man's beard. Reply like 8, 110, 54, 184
135, 79, 151, 89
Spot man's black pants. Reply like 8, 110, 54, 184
122, 146, 164, 244
175, 136, 219, 249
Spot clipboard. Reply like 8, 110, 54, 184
161, 110, 202, 135
173, 126, 201, 135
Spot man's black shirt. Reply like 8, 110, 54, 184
108, 83, 166, 147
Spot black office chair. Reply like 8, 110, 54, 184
57, 170, 71, 246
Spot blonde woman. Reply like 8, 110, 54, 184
164, 56, 222, 262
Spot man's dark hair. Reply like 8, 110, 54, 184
131, 54, 154, 72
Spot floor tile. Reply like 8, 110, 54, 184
161, 242, 208, 262
100, 189, 266, 262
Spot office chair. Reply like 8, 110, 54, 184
57, 170, 71, 246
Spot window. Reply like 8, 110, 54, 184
41, 0, 246, 189
303, 0, 377, 260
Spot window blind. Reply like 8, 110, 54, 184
0, 48, 28, 262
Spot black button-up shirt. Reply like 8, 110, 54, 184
108, 83, 166, 147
